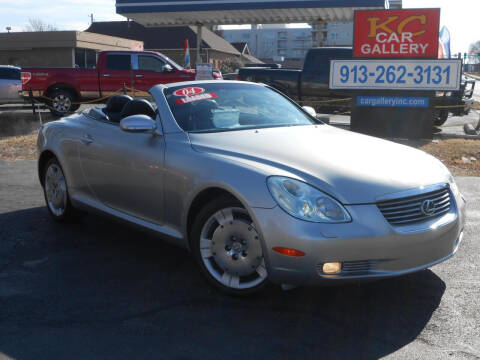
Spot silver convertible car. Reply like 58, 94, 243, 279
37, 81, 466, 295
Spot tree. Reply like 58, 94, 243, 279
24, 18, 58, 32
218, 56, 244, 73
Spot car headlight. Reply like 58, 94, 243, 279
267, 176, 351, 223
448, 174, 459, 196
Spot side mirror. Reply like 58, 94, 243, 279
302, 106, 317, 118
120, 115, 157, 133
164, 64, 174, 73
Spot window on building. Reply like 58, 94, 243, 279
277, 31, 287, 40
293, 49, 307, 58
138, 55, 166, 72
106, 54, 131, 70
277, 40, 287, 49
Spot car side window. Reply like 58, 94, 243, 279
106, 55, 132, 70
138, 56, 166, 73
0, 68, 20, 80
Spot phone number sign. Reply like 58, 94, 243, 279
329, 59, 461, 91
353, 8, 440, 58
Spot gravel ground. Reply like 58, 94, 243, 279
0, 161, 479, 360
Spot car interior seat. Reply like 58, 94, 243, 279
102, 95, 133, 122
120, 99, 156, 120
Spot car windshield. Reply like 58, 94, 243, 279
164, 83, 316, 133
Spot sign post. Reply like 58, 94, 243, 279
342, 8, 444, 139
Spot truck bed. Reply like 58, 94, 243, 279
22, 67, 99, 98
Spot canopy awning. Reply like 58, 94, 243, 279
116, 0, 389, 26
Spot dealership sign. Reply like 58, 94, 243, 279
353, 9, 440, 58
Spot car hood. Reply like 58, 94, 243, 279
189, 125, 450, 204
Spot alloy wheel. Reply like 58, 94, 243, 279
44, 163, 68, 217
199, 207, 268, 290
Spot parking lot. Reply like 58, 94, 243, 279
0, 158, 479, 359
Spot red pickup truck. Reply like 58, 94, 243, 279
22, 50, 221, 116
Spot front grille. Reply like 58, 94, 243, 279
316, 260, 380, 276
377, 186, 451, 225
341, 260, 380, 275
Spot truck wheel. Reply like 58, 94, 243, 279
49, 89, 76, 117
434, 110, 449, 126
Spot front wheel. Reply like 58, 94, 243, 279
192, 196, 269, 295
434, 110, 449, 126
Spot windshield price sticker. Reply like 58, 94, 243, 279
176, 92, 218, 105
173, 87, 205, 97
329, 60, 461, 91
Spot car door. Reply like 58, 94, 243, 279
0, 67, 21, 104
99, 53, 133, 96
77, 115, 165, 224
133, 54, 180, 95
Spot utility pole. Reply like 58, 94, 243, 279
196, 24, 203, 63
90, 13, 94, 24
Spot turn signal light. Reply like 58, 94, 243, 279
272, 247, 305, 257
322, 262, 342, 274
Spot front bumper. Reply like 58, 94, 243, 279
252, 191, 466, 286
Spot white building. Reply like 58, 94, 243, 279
221, 23, 353, 64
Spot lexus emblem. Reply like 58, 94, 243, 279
421, 200, 436, 216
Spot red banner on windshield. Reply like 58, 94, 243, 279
353, 8, 440, 58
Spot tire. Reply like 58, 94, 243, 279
48, 89, 76, 117
42, 158, 75, 222
191, 196, 269, 295
434, 110, 449, 126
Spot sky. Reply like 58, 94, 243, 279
0, 0, 478, 53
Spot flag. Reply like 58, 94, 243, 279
184, 39, 191, 68
438, 26, 451, 59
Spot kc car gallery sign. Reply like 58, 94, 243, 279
353, 8, 440, 58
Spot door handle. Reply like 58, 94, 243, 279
135, 74, 144, 78
103, 74, 111, 77
81, 133, 94, 146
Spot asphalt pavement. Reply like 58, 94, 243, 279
0, 160, 479, 360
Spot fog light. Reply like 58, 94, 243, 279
322, 262, 342, 274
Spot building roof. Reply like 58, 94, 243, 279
86, 21, 240, 55
242, 53, 263, 64
116, 0, 388, 26
0, 31, 142, 51
231, 42, 250, 55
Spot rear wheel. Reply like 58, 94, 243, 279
192, 196, 269, 295
49, 89, 78, 117
42, 158, 75, 221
